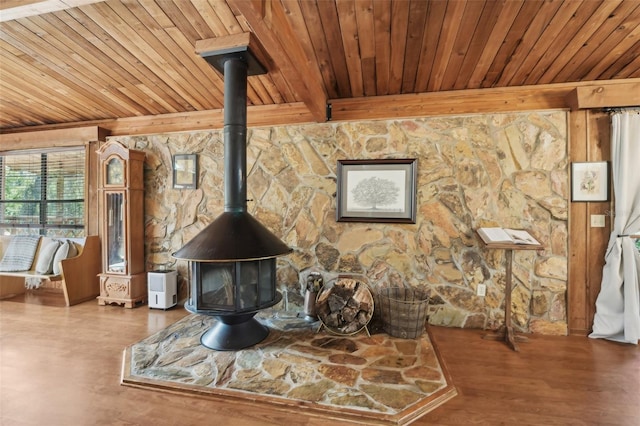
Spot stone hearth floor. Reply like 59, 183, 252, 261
122, 310, 457, 425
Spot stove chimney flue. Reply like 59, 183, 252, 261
223, 57, 247, 214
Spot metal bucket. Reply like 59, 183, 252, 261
377, 287, 430, 339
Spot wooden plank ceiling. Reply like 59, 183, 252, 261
0, 0, 639, 133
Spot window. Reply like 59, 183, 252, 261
0, 147, 85, 237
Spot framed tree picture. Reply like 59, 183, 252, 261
571, 161, 610, 202
336, 159, 417, 223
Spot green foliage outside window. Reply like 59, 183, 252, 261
0, 149, 85, 236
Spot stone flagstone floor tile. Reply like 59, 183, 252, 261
123, 310, 456, 425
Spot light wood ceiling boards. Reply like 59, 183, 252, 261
0, 0, 639, 134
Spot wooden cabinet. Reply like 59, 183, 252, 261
96, 141, 146, 308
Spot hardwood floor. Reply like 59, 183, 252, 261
1, 293, 638, 426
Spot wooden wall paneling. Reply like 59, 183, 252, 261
586, 111, 612, 328
568, 109, 589, 335
86, 141, 100, 237
567, 109, 612, 335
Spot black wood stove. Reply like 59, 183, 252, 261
173, 43, 291, 351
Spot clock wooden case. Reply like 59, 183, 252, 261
96, 141, 146, 308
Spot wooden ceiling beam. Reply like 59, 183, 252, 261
0, 125, 107, 150
0, 102, 316, 137
228, 0, 328, 123
332, 79, 640, 121
566, 81, 640, 110
0, 0, 103, 22
2, 80, 638, 137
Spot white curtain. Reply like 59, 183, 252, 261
590, 109, 640, 345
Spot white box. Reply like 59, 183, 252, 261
148, 270, 178, 309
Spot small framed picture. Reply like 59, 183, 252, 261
173, 154, 198, 189
336, 159, 417, 223
571, 161, 610, 202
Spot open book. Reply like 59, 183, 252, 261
477, 227, 540, 245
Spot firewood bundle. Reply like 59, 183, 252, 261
316, 278, 373, 334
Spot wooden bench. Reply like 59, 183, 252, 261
0, 235, 101, 306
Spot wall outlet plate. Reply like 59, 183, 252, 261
477, 284, 486, 297
591, 214, 606, 227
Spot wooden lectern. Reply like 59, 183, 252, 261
478, 230, 544, 351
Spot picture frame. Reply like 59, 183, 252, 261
571, 161, 610, 202
173, 154, 198, 189
336, 159, 417, 223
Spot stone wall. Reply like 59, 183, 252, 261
111, 110, 568, 335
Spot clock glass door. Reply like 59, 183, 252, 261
106, 192, 125, 273
106, 157, 124, 185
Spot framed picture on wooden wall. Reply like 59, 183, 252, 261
336, 159, 417, 223
173, 154, 198, 189
571, 161, 610, 202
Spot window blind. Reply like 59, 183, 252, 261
0, 147, 85, 235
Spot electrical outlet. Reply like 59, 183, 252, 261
477, 284, 486, 297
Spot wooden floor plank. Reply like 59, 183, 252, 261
0, 293, 638, 425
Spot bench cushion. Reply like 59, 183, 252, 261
52, 240, 78, 275
0, 236, 41, 272
35, 239, 61, 274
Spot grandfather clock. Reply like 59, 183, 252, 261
96, 141, 146, 308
